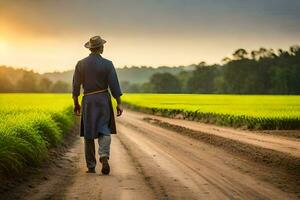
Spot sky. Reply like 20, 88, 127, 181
0, 0, 299, 73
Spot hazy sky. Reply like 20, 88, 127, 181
0, 0, 299, 73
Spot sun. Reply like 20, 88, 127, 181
0, 38, 7, 53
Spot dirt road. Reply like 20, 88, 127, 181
2, 109, 299, 200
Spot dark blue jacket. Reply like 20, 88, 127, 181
72, 53, 122, 137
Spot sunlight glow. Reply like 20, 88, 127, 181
0, 38, 7, 53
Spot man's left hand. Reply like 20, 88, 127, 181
116, 104, 123, 116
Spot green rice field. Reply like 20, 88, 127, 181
0, 94, 74, 176
1, 93, 299, 177
122, 94, 300, 130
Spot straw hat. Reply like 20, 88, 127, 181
84, 36, 106, 48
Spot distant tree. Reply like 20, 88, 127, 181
186, 64, 218, 93
256, 48, 276, 59
198, 61, 206, 66
140, 82, 153, 93
51, 81, 70, 93
270, 65, 289, 94
177, 70, 192, 93
233, 49, 248, 60
38, 77, 53, 92
0, 75, 14, 92
290, 45, 300, 55
149, 72, 181, 93
120, 81, 131, 92
213, 76, 225, 93
16, 72, 38, 92
222, 57, 231, 63
120, 81, 141, 93
250, 50, 259, 60
127, 83, 141, 93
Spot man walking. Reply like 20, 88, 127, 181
72, 36, 123, 175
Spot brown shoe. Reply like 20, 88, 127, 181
86, 168, 96, 173
100, 157, 110, 175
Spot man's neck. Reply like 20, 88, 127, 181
90, 52, 101, 56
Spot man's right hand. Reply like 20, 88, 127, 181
74, 104, 81, 116
116, 104, 123, 116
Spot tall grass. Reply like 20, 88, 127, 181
0, 94, 74, 176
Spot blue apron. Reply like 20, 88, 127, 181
80, 92, 117, 139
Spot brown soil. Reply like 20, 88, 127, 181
1, 109, 299, 200
142, 117, 300, 176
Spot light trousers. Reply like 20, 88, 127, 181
84, 135, 111, 169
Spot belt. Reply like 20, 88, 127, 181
83, 88, 108, 96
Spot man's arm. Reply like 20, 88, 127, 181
72, 62, 82, 115
108, 62, 123, 116
115, 96, 122, 105
73, 96, 79, 106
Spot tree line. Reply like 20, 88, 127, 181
1, 45, 299, 94
121, 45, 300, 94
0, 67, 70, 93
